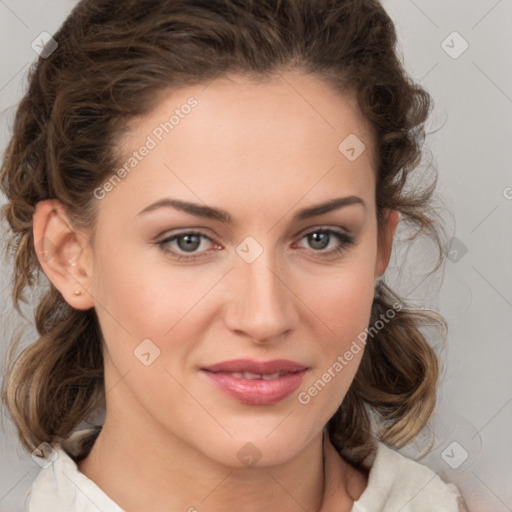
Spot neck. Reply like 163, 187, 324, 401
78, 374, 366, 511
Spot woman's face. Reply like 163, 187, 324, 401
80, 71, 396, 466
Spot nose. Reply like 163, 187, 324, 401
223, 249, 299, 344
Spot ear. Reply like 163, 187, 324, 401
374, 209, 401, 280
33, 199, 95, 310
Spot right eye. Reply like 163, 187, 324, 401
156, 230, 222, 261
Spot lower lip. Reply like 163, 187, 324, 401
201, 370, 307, 405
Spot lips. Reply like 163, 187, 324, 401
200, 359, 308, 405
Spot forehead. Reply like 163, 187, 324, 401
102, 71, 377, 218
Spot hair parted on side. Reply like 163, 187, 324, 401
1, 0, 447, 468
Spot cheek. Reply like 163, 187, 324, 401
306, 269, 374, 377
89, 237, 220, 379
90, 234, 175, 335
88, 233, 166, 372
295, 243, 377, 406
296, 292, 374, 425
299, 241, 377, 343
321, 270, 375, 327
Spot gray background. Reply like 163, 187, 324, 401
1, 1, 511, 510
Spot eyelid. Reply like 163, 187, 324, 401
293, 224, 352, 239
156, 227, 217, 243
157, 229, 219, 248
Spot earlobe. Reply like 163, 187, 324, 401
33, 199, 94, 310
375, 209, 401, 280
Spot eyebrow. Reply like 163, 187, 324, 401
136, 195, 366, 224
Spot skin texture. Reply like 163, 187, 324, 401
33, 71, 400, 512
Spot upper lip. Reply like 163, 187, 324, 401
201, 359, 308, 374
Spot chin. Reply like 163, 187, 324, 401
191, 425, 316, 469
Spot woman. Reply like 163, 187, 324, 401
1, 0, 465, 510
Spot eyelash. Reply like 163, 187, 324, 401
156, 228, 355, 262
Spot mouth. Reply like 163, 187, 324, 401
200, 359, 308, 405
210, 370, 293, 380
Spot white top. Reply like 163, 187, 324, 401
25, 428, 463, 511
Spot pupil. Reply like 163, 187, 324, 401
309, 232, 329, 250
178, 234, 200, 252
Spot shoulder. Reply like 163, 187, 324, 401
24, 428, 123, 512
352, 442, 463, 512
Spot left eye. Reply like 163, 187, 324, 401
295, 228, 354, 254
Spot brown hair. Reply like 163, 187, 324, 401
1, 0, 447, 467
